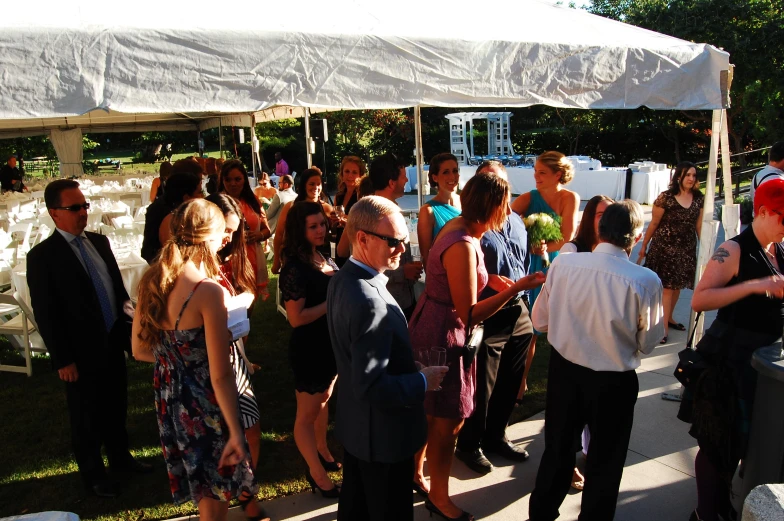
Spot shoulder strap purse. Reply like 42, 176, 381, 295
462, 306, 485, 370
674, 312, 706, 386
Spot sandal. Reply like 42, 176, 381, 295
239, 493, 271, 521
660, 336, 668, 344
668, 322, 686, 331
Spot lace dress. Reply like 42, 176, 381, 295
153, 280, 257, 506
279, 257, 339, 394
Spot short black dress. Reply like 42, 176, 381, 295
279, 256, 338, 394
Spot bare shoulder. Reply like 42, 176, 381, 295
710, 240, 740, 264
511, 192, 531, 214
419, 204, 434, 217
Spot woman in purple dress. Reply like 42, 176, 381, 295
408, 172, 545, 521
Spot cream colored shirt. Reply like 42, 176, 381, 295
532, 243, 665, 372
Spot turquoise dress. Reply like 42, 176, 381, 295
429, 200, 461, 239
524, 190, 561, 324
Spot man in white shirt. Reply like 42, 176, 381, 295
266, 174, 296, 234
750, 141, 784, 206
529, 199, 664, 521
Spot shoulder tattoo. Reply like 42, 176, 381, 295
711, 247, 730, 264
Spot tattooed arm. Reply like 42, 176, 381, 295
692, 240, 784, 311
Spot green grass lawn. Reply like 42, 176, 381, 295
0, 273, 551, 520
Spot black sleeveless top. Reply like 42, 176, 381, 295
568, 239, 591, 253
716, 226, 784, 337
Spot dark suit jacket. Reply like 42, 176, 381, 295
28, 230, 131, 371
326, 260, 427, 463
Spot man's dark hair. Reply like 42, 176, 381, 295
163, 173, 202, 207
598, 200, 644, 250
769, 142, 784, 164
171, 158, 204, 177
44, 179, 80, 209
369, 153, 404, 191
280, 174, 294, 187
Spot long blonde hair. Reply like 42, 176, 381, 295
136, 199, 225, 348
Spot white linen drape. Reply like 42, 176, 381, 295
49, 128, 84, 177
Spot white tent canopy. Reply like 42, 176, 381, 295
1, 0, 729, 137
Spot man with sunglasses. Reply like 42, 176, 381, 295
27, 180, 152, 499
327, 196, 447, 521
369, 152, 423, 319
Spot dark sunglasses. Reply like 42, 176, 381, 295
52, 203, 90, 212
361, 229, 408, 248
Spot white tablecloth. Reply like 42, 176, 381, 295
456, 165, 669, 204
12, 255, 148, 308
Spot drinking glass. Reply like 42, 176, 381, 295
429, 347, 448, 391
335, 205, 346, 219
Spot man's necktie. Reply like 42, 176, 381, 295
73, 236, 115, 331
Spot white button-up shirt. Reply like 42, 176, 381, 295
532, 243, 665, 372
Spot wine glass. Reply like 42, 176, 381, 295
335, 205, 345, 219
429, 347, 448, 392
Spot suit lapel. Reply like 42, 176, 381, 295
49, 231, 91, 286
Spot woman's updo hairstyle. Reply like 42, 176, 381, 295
135, 199, 225, 348
537, 151, 574, 185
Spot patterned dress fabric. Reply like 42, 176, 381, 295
644, 191, 704, 290
409, 230, 487, 419
153, 280, 257, 506
279, 256, 339, 394
428, 200, 461, 240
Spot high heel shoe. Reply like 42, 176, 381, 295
318, 453, 342, 472
238, 494, 271, 521
305, 470, 340, 498
424, 498, 474, 521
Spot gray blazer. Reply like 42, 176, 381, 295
327, 260, 427, 463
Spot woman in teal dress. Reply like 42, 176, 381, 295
418, 152, 462, 264
511, 150, 580, 400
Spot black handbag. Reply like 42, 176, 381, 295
461, 307, 485, 370
673, 312, 707, 386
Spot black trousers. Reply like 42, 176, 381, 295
529, 349, 638, 521
65, 346, 130, 485
458, 303, 532, 450
337, 450, 414, 521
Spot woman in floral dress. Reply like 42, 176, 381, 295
637, 161, 704, 342
132, 199, 257, 521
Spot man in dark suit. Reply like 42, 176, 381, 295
326, 196, 447, 521
28, 179, 152, 498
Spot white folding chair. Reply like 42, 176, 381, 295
134, 204, 149, 222
112, 215, 134, 229
119, 193, 143, 211
8, 222, 33, 252
99, 223, 116, 235
0, 293, 45, 377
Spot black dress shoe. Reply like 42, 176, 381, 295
112, 458, 154, 474
86, 480, 120, 498
483, 438, 530, 462
454, 448, 493, 474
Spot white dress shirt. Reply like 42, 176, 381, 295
532, 242, 664, 372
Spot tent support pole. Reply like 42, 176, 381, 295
304, 108, 312, 169
688, 109, 723, 346
218, 125, 223, 159
415, 106, 424, 209
720, 109, 740, 240
251, 114, 257, 179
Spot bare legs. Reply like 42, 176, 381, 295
427, 416, 466, 518
517, 336, 537, 401
198, 497, 229, 521
662, 288, 681, 336
413, 444, 429, 494
239, 422, 268, 519
294, 377, 337, 490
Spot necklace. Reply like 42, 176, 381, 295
314, 250, 326, 268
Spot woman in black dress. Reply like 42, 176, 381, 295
637, 161, 704, 342
279, 201, 341, 498
686, 178, 784, 521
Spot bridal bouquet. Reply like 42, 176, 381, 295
523, 213, 563, 266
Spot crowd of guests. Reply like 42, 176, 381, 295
27, 143, 784, 521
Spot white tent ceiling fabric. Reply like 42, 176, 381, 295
0, 0, 730, 135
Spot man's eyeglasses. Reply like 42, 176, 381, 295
51, 203, 90, 212
360, 229, 409, 248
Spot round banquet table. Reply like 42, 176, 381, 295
12, 254, 149, 309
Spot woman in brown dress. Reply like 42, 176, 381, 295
637, 161, 704, 342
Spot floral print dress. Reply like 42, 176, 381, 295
152, 279, 257, 506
